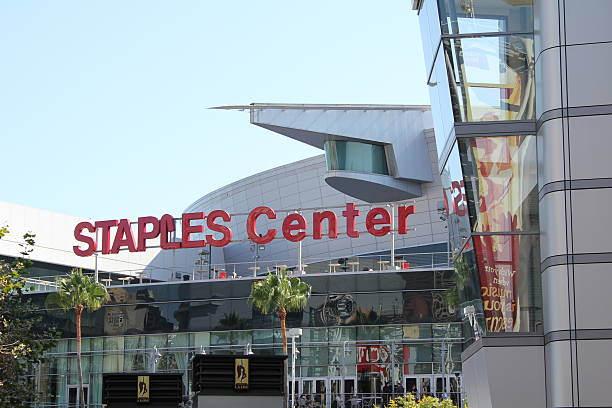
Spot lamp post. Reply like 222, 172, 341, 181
343, 341, 352, 404
387, 203, 396, 268
244, 343, 254, 355
287, 328, 302, 408
250, 238, 265, 276
150, 346, 162, 373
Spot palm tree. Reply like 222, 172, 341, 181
48, 268, 109, 408
249, 268, 311, 354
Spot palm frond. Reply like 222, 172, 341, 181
47, 268, 110, 311
249, 268, 312, 315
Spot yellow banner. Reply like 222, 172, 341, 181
137, 375, 150, 403
234, 358, 249, 390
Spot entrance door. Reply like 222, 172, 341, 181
329, 377, 357, 408
67, 385, 88, 407
299, 377, 357, 408
432, 375, 461, 404
404, 375, 433, 400
298, 378, 326, 408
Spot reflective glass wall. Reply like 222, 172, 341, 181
30, 270, 458, 338
421, 0, 535, 154
442, 135, 541, 340
28, 270, 462, 407
33, 324, 463, 407
419, 0, 541, 342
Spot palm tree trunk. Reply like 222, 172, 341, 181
76, 306, 85, 408
278, 308, 288, 408
279, 308, 288, 354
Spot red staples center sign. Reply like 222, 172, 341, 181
72, 203, 415, 257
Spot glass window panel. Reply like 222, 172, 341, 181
357, 326, 380, 341
308, 294, 357, 327
102, 337, 124, 372
123, 335, 146, 372
354, 294, 383, 326
302, 327, 328, 343
193, 332, 210, 348
250, 301, 275, 330
303, 275, 329, 295
460, 135, 538, 233
177, 282, 210, 301
438, 0, 533, 35
327, 327, 356, 343
441, 143, 472, 252
252, 329, 273, 345
455, 243, 486, 345
324, 140, 389, 175
300, 345, 329, 366
328, 346, 355, 371
210, 299, 233, 331
378, 273, 409, 292
210, 332, 230, 346
328, 273, 357, 293
429, 46, 457, 157
380, 293, 405, 324
216, 299, 251, 330
419, 0, 443, 68
231, 330, 252, 347
140, 304, 174, 334
380, 326, 402, 340
401, 292, 434, 323
472, 233, 542, 333
354, 273, 380, 292
442, 35, 535, 123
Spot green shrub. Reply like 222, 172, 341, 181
375, 394, 467, 408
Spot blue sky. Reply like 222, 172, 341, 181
0, 1, 429, 221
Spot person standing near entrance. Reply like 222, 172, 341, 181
410, 385, 418, 399
382, 382, 392, 406
395, 382, 404, 397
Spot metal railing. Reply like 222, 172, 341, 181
26, 251, 452, 292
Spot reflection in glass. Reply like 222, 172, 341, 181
460, 135, 538, 232
438, 0, 533, 35
450, 242, 485, 344
324, 140, 389, 175
442, 34, 535, 122
472, 234, 541, 333
441, 144, 472, 251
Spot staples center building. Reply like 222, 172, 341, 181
3, 104, 468, 408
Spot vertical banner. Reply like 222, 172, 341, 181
234, 358, 249, 390
137, 375, 150, 403
473, 235, 519, 332
469, 136, 526, 333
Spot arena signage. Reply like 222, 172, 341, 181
73, 203, 415, 257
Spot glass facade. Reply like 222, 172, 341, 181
441, 34, 535, 123
421, 0, 540, 341
442, 136, 541, 339
459, 135, 538, 233
437, 0, 533, 35
324, 140, 389, 175
422, 0, 536, 156
29, 270, 463, 407
440, 145, 471, 252
438, 35, 535, 122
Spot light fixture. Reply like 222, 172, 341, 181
190, 346, 207, 362
244, 343, 254, 355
